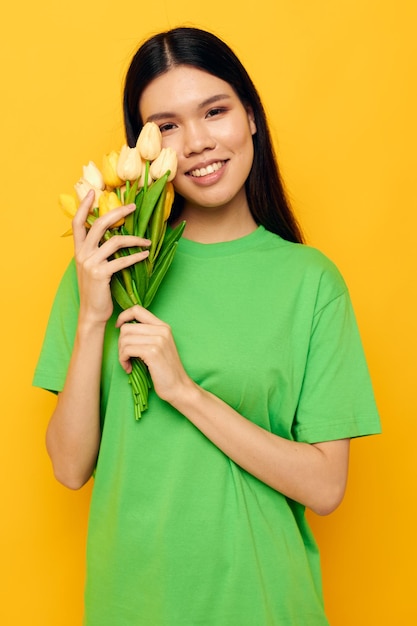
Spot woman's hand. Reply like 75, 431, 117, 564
116, 307, 348, 515
47, 193, 153, 488
72, 190, 151, 324
116, 305, 192, 404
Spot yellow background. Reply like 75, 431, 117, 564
1, 0, 416, 624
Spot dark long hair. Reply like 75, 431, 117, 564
123, 27, 304, 244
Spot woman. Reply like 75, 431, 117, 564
34, 27, 381, 625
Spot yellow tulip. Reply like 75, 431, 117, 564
59, 193, 79, 219
149, 147, 178, 182
116, 144, 142, 182
59, 193, 94, 234
82, 161, 105, 190
102, 150, 124, 188
136, 122, 162, 161
74, 178, 103, 208
163, 182, 175, 221
98, 190, 124, 228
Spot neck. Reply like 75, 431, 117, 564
174, 199, 258, 244
178, 211, 257, 244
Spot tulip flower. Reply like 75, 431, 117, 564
98, 190, 124, 228
59, 193, 79, 219
163, 182, 175, 221
82, 161, 105, 190
136, 122, 162, 161
117, 145, 142, 182
59, 138, 185, 420
74, 178, 103, 208
58, 193, 95, 235
102, 150, 124, 188
149, 147, 178, 182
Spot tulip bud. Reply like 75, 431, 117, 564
163, 182, 175, 221
82, 161, 105, 190
98, 190, 124, 228
136, 122, 162, 161
59, 193, 79, 219
74, 178, 103, 208
102, 150, 124, 188
116, 144, 142, 182
149, 147, 178, 182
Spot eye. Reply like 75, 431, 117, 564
206, 107, 227, 119
159, 122, 177, 133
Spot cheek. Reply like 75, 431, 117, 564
237, 120, 256, 149
171, 175, 189, 199
161, 133, 182, 157
221, 117, 255, 159
161, 135, 185, 180
232, 128, 255, 170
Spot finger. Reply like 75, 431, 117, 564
72, 190, 95, 251
115, 305, 166, 328
118, 333, 166, 373
92, 234, 151, 264
82, 203, 138, 250
107, 248, 150, 274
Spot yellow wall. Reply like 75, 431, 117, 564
1, 1, 416, 623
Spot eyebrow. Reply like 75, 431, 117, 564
145, 93, 232, 123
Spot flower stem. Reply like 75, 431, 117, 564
144, 161, 150, 193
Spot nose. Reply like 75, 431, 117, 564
183, 120, 216, 157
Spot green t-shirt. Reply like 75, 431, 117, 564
33, 226, 381, 625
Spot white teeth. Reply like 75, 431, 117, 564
190, 161, 223, 177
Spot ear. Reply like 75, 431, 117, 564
246, 107, 257, 135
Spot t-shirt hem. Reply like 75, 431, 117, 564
294, 418, 382, 443
32, 371, 64, 394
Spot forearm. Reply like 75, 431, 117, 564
171, 381, 350, 515
116, 306, 350, 514
45, 199, 153, 488
46, 318, 106, 489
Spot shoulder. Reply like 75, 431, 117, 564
260, 228, 348, 298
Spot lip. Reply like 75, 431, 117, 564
185, 159, 228, 184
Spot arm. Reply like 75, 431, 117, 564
117, 306, 350, 515
173, 387, 349, 516
46, 191, 151, 489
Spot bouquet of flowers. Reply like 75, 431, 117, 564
59, 122, 185, 419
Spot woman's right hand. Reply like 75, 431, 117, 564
72, 189, 151, 324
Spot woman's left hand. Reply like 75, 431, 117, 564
117, 309, 349, 516
116, 305, 191, 404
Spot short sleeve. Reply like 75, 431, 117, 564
32, 259, 80, 393
293, 277, 381, 443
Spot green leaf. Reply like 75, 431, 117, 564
133, 256, 149, 304
148, 184, 167, 264
136, 173, 169, 238
144, 242, 179, 309
153, 220, 186, 271
111, 274, 136, 310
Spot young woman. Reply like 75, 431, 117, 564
34, 27, 381, 625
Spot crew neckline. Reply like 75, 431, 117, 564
177, 225, 270, 258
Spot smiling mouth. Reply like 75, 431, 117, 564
187, 160, 227, 178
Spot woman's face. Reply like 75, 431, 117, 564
139, 65, 256, 217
